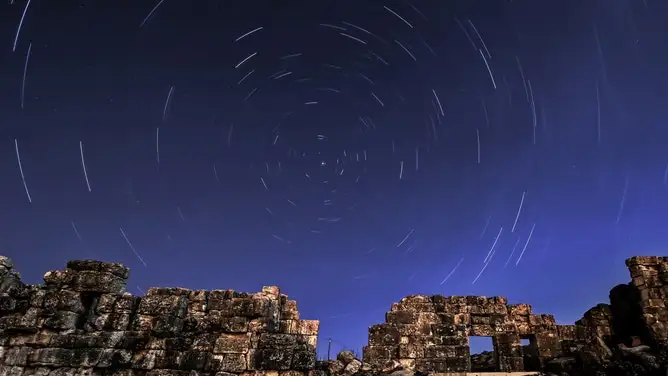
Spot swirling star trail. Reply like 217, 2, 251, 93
1, 0, 667, 356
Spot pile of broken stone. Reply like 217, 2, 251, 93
319, 344, 668, 376
542, 337, 668, 376
317, 350, 421, 376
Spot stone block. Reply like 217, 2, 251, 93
414, 358, 448, 372
73, 271, 127, 293
214, 334, 250, 354
280, 299, 299, 320
203, 313, 249, 333
469, 324, 494, 336
137, 295, 188, 317
368, 324, 400, 346
395, 323, 431, 336
362, 345, 398, 364
423, 345, 455, 358
291, 345, 316, 370
430, 324, 458, 337
251, 349, 292, 370
398, 343, 424, 358
507, 303, 532, 316
498, 356, 524, 371
280, 320, 319, 336
43, 311, 79, 331
385, 311, 416, 325
66, 260, 129, 280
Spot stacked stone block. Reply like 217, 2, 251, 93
363, 294, 561, 373
0, 257, 319, 376
626, 256, 668, 343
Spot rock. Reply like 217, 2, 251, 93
337, 349, 356, 364
328, 359, 345, 374
344, 359, 362, 375
545, 356, 577, 374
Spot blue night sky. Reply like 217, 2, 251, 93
1, 0, 668, 357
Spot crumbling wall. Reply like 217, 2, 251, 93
0, 257, 319, 376
362, 295, 561, 373
570, 256, 668, 352
626, 256, 668, 343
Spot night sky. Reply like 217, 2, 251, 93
2, 0, 668, 357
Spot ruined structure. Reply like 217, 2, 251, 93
362, 256, 668, 373
0, 255, 665, 375
362, 294, 567, 373
0, 257, 319, 376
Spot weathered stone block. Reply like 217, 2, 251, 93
214, 334, 250, 354
291, 346, 316, 370
152, 315, 185, 337
423, 345, 455, 358
73, 271, 126, 293
557, 324, 576, 340
251, 349, 292, 370
131, 349, 162, 369
498, 355, 524, 371
385, 311, 416, 325
28, 348, 76, 367
395, 323, 430, 336
368, 324, 400, 346
436, 336, 467, 346
430, 324, 458, 337
4, 347, 31, 366
280, 320, 319, 336
469, 324, 494, 336
204, 313, 249, 333
362, 345, 398, 364
398, 343, 424, 358
66, 260, 129, 280
280, 298, 299, 320
508, 304, 532, 316
42, 290, 85, 314
414, 358, 448, 372
137, 295, 188, 317
43, 311, 79, 331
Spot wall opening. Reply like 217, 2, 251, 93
521, 335, 541, 371
468, 336, 497, 372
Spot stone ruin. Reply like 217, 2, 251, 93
0, 255, 665, 375
362, 256, 668, 373
0, 258, 319, 376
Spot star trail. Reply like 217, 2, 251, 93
1, 0, 668, 357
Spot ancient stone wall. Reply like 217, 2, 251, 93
568, 256, 668, 353
0, 257, 319, 376
626, 256, 668, 343
1, 255, 666, 376
361, 257, 668, 374
362, 295, 562, 373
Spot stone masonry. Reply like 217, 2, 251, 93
362, 295, 562, 373
0, 257, 319, 376
626, 256, 668, 343
362, 256, 668, 374
0, 255, 666, 376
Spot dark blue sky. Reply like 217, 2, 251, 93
1, 0, 668, 357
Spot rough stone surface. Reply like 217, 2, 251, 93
361, 294, 552, 373
362, 256, 668, 374
0, 258, 319, 376
0, 255, 666, 376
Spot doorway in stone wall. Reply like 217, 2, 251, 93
521, 335, 541, 371
468, 336, 497, 372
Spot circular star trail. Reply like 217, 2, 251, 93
2, 0, 668, 355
